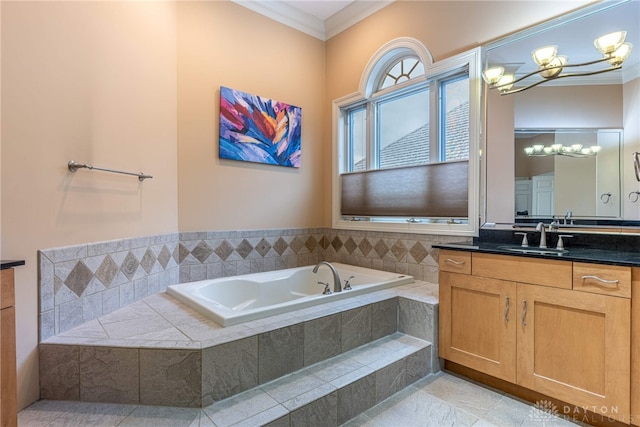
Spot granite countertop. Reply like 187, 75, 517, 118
1, 260, 25, 270
434, 242, 640, 267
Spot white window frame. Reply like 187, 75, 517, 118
331, 38, 482, 237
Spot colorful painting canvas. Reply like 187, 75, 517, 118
219, 86, 302, 168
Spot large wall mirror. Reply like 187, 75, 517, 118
483, 0, 640, 226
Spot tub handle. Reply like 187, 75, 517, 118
318, 281, 332, 295
344, 275, 355, 290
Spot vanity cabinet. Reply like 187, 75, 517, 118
439, 271, 516, 382
0, 267, 18, 427
439, 251, 631, 423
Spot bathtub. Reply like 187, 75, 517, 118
166, 263, 413, 326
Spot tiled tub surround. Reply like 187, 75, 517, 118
39, 281, 439, 422
39, 233, 180, 341
40, 228, 468, 339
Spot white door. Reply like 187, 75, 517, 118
532, 175, 554, 216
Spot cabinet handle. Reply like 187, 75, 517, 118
504, 296, 510, 322
521, 300, 527, 327
581, 275, 620, 287
445, 258, 465, 265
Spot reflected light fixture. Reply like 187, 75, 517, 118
524, 143, 601, 157
483, 31, 633, 95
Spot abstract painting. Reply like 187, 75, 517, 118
219, 86, 302, 168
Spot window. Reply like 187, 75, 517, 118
332, 39, 481, 236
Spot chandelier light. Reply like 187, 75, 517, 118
483, 31, 633, 95
524, 143, 601, 157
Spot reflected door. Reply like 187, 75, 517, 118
532, 175, 554, 216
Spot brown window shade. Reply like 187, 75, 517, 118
341, 160, 468, 218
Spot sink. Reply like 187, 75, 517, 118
497, 246, 568, 256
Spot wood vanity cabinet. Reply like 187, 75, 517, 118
0, 268, 17, 427
439, 250, 632, 423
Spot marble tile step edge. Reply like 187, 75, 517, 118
203, 333, 433, 427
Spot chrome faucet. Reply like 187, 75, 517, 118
312, 261, 342, 293
536, 222, 547, 248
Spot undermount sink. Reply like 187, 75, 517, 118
498, 246, 568, 256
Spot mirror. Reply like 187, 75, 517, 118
483, 0, 640, 225
514, 128, 622, 219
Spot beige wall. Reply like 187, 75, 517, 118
176, 2, 325, 231
1, 2, 178, 409
1, 0, 599, 411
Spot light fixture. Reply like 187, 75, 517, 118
483, 31, 633, 95
524, 143, 601, 157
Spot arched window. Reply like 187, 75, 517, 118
378, 56, 425, 89
332, 38, 481, 236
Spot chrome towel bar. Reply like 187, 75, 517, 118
67, 160, 153, 181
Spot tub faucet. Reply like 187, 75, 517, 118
313, 261, 342, 293
536, 222, 547, 248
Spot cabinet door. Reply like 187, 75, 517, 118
439, 272, 516, 382
517, 284, 630, 422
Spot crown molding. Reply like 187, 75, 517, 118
231, 0, 394, 41
324, 1, 394, 40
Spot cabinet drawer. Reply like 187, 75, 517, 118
472, 253, 572, 289
439, 250, 471, 274
573, 263, 631, 298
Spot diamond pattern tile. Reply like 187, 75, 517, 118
344, 237, 357, 254
255, 238, 272, 257
358, 238, 373, 257
409, 242, 429, 263
236, 239, 254, 259
176, 243, 190, 264
215, 240, 234, 261
273, 237, 288, 256
390, 240, 407, 261
65, 261, 94, 297
141, 249, 157, 274
374, 240, 389, 258
305, 236, 318, 253
121, 252, 140, 281
157, 245, 172, 268
290, 237, 304, 254
331, 236, 343, 252
192, 241, 214, 263
95, 256, 119, 287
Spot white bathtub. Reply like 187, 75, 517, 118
166, 263, 413, 326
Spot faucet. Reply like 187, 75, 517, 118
536, 222, 547, 248
564, 211, 573, 225
312, 261, 342, 293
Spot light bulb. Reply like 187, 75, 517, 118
533, 144, 544, 152
594, 31, 626, 55
497, 74, 514, 92
608, 42, 633, 66
524, 147, 534, 155
482, 67, 504, 85
532, 46, 557, 66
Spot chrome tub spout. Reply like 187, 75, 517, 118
313, 261, 342, 293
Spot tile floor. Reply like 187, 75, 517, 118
19, 372, 582, 426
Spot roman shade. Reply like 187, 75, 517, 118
340, 160, 468, 218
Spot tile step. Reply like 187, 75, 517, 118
203, 332, 432, 427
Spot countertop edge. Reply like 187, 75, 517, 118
1, 260, 26, 270
434, 243, 640, 267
